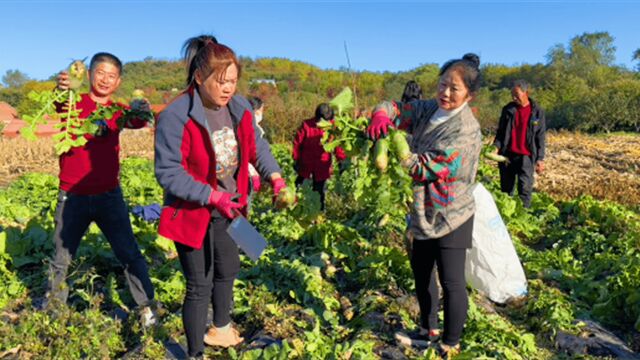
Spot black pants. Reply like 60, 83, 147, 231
499, 153, 534, 208
175, 217, 240, 357
47, 187, 154, 306
410, 216, 473, 346
295, 176, 326, 210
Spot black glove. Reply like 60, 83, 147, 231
94, 119, 109, 137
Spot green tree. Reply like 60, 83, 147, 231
547, 32, 619, 86
633, 48, 640, 71
2, 69, 30, 88
16, 81, 57, 116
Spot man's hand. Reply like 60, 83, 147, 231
130, 98, 151, 113
535, 160, 545, 174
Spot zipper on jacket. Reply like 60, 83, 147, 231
172, 199, 183, 219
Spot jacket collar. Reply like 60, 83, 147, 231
187, 86, 251, 128
507, 97, 539, 113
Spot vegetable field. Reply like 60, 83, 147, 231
0, 129, 639, 357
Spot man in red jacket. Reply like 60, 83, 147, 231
44, 53, 156, 325
292, 103, 346, 210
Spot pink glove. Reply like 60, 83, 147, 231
335, 147, 347, 162
271, 178, 286, 197
251, 175, 261, 192
208, 190, 242, 219
366, 111, 393, 140
320, 152, 330, 162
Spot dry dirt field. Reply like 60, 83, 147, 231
535, 131, 640, 208
1, 130, 638, 208
0, 129, 154, 188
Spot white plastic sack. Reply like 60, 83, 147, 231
465, 183, 528, 303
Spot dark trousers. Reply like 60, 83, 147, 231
295, 176, 326, 210
499, 153, 534, 208
410, 217, 473, 346
47, 187, 154, 306
175, 217, 240, 357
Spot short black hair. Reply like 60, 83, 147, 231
315, 103, 333, 121
401, 80, 423, 103
90, 52, 123, 74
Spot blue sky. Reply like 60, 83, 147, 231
1, 1, 639, 81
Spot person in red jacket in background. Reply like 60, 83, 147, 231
44, 53, 157, 326
292, 103, 346, 210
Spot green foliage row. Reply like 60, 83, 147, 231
1, 144, 639, 358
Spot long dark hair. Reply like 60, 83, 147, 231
401, 80, 423, 103
315, 103, 333, 121
439, 53, 481, 93
181, 35, 242, 87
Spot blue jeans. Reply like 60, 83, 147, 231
46, 186, 154, 307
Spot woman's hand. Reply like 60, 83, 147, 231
366, 110, 393, 140
251, 175, 261, 192
271, 177, 286, 197
209, 190, 242, 219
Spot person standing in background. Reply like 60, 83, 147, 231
493, 80, 546, 208
248, 96, 265, 193
292, 103, 346, 210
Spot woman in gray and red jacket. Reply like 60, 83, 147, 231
368, 54, 483, 357
154, 35, 286, 358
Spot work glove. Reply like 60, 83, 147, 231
208, 190, 242, 219
271, 178, 286, 197
251, 175, 261, 193
366, 111, 393, 140
94, 119, 110, 137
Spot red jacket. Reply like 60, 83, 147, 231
58, 94, 146, 195
292, 118, 346, 181
155, 87, 281, 249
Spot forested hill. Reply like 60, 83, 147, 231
2, 32, 639, 142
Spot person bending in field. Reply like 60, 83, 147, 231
292, 103, 346, 210
492, 79, 546, 208
155, 35, 287, 357
44, 52, 157, 326
367, 54, 483, 357
247, 96, 265, 194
